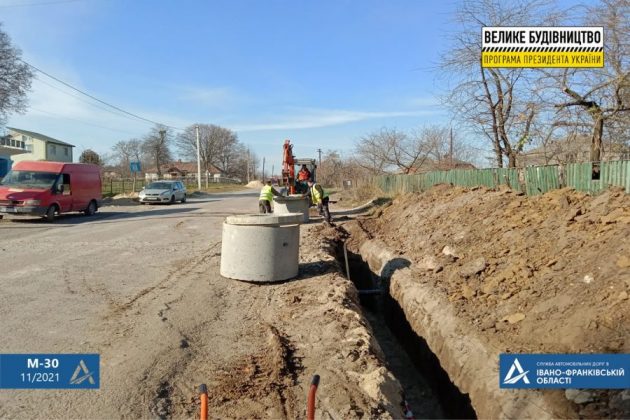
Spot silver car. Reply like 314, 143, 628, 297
139, 181, 187, 204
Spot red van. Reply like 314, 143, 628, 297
0, 161, 102, 222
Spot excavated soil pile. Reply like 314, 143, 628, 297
170, 225, 409, 419
101, 193, 140, 207
348, 184, 630, 417
246, 180, 264, 188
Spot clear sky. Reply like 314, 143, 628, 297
2, 0, 595, 173
1, 0, 461, 172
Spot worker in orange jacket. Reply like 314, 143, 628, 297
297, 165, 311, 194
298, 165, 311, 181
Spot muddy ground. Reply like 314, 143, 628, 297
343, 184, 630, 418
2, 186, 628, 419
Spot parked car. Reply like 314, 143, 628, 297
0, 161, 102, 222
138, 180, 186, 204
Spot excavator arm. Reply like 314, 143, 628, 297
282, 139, 296, 194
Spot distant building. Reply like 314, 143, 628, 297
144, 161, 224, 181
101, 165, 124, 179
5, 127, 75, 164
518, 135, 630, 167
0, 134, 29, 177
406, 158, 476, 174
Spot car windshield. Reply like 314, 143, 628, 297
146, 182, 172, 190
0, 170, 58, 189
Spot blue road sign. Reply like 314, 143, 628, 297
0, 353, 100, 389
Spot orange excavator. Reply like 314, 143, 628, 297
281, 139, 316, 195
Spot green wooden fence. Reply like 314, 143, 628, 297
525, 165, 560, 196
374, 160, 630, 196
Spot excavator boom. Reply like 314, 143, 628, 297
281, 139, 317, 195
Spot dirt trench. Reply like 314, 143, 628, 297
141, 223, 451, 420
332, 240, 474, 419
337, 184, 630, 419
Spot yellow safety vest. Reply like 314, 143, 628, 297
310, 184, 328, 204
260, 185, 274, 202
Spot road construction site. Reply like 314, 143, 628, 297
0, 184, 628, 419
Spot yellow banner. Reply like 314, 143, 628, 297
481, 51, 604, 68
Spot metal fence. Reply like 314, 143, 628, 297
102, 179, 146, 195
374, 160, 630, 196
102, 177, 241, 196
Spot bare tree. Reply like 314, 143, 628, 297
413, 125, 476, 169
175, 124, 247, 180
317, 150, 343, 187
79, 149, 103, 166
128, 139, 143, 165
142, 125, 173, 177
212, 127, 240, 176
315, 150, 378, 188
0, 24, 33, 125
176, 124, 234, 175
354, 127, 433, 174
441, 0, 560, 167
111, 138, 142, 177
223, 144, 257, 182
552, 0, 629, 162
248, 146, 261, 180
353, 130, 392, 174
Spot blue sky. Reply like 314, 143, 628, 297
4, 0, 601, 172
1, 0, 460, 171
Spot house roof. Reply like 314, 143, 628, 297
406, 158, 476, 174
146, 161, 223, 174
7, 127, 75, 147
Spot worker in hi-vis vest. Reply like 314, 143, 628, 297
305, 179, 332, 224
259, 180, 280, 213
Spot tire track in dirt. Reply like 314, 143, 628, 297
106, 241, 222, 319
65, 241, 228, 419
145, 263, 276, 418
144, 272, 313, 419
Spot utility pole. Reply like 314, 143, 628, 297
317, 148, 322, 168
262, 157, 266, 182
246, 148, 250, 183
449, 126, 454, 169
195, 125, 201, 190
158, 129, 166, 178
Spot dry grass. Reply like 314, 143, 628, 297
192, 183, 247, 193
331, 184, 384, 209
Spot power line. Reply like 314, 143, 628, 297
0, 0, 85, 8
18, 58, 184, 131
34, 74, 142, 122
30, 107, 142, 136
